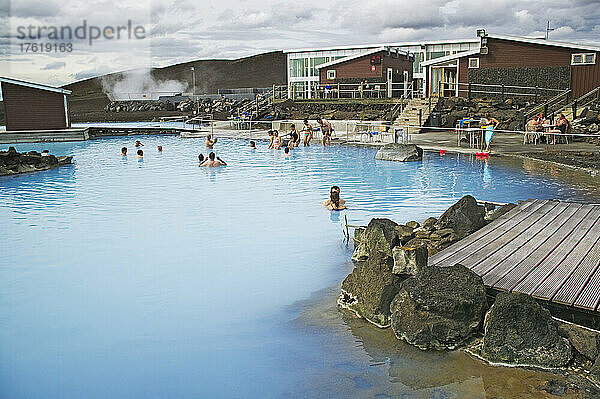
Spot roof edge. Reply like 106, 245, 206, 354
0, 77, 72, 95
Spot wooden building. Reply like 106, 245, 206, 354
421, 33, 600, 99
1, 77, 71, 131
316, 47, 414, 97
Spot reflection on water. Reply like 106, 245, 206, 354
1, 136, 600, 398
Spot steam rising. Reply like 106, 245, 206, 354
101, 69, 188, 101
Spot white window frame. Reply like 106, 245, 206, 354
571, 53, 596, 65
468, 58, 479, 69
326, 69, 336, 80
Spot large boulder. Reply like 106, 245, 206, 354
392, 246, 428, 276
435, 195, 486, 239
482, 293, 572, 368
558, 323, 600, 362
390, 264, 487, 350
375, 143, 423, 162
351, 218, 400, 262
339, 252, 402, 327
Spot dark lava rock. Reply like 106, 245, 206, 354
0, 150, 70, 176
352, 218, 400, 262
392, 245, 428, 276
339, 252, 402, 327
482, 293, 572, 368
590, 356, 600, 385
406, 221, 420, 229
375, 144, 423, 162
421, 217, 437, 230
435, 195, 486, 239
404, 237, 439, 257
390, 264, 487, 350
485, 203, 517, 222
394, 225, 414, 244
558, 323, 600, 362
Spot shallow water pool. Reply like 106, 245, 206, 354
1, 136, 599, 398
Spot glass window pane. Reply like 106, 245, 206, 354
585, 54, 595, 63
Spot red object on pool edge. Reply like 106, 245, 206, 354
476, 152, 490, 158
440, 149, 446, 155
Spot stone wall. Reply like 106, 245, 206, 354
469, 66, 570, 100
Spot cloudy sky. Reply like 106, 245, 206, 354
1, 0, 599, 86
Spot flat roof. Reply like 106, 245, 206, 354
421, 49, 481, 67
316, 47, 412, 69
0, 76, 72, 95
284, 38, 480, 54
488, 34, 600, 52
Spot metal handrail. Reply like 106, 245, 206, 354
524, 89, 571, 120
562, 86, 600, 119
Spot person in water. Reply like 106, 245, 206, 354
302, 119, 313, 146
317, 117, 332, 147
137, 149, 144, 158
273, 131, 282, 150
121, 147, 128, 155
282, 147, 291, 157
250, 140, 256, 149
200, 152, 227, 167
205, 134, 218, 149
267, 131, 275, 149
198, 153, 205, 166
157, 145, 163, 152
288, 124, 300, 149
135, 140, 144, 147
324, 186, 346, 210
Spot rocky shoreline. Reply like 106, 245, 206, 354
338, 195, 600, 390
0, 147, 72, 176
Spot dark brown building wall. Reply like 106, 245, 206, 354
458, 57, 469, 97
2, 82, 68, 131
571, 63, 600, 97
319, 51, 413, 84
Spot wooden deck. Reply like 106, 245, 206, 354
429, 200, 600, 313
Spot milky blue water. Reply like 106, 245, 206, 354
1, 136, 599, 398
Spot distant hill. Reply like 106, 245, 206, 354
62, 50, 287, 122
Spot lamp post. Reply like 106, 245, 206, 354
190, 66, 196, 95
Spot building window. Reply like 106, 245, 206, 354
468, 58, 480, 69
327, 70, 336, 80
571, 53, 596, 65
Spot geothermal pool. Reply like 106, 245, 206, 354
1, 136, 599, 398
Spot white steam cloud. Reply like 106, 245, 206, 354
101, 69, 188, 100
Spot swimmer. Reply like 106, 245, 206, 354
200, 152, 227, 167
316, 117, 332, 147
41, 149, 50, 157
288, 124, 300, 149
323, 186, 346, 210
135, 140, 144, 147
121, 147, 128, 156
250, 140, 256, 149
198, 153, 205, 166
302, 119, 313, 146
267, 131, 275, 149
273, 131, 282, 150
282, 147, 291, 157
137, 149, 144, 158
157, 145, 163, 152
206, 134, 218, 149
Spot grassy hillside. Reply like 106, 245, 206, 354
63, 50, 287, 122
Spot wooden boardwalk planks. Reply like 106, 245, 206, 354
431, 200, 600, 312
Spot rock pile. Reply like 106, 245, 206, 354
0, 147, 72, 176
269, 100, 396, 121
436, 97, 531, 131
103, 97, 252, 117
571, 105, 600, 141
339, 195, 600, 381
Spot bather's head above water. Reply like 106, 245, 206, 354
121, 147, 127, 155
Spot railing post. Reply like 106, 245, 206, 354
468, 83, 472, 100
535, 86, 539, 103
419, 109, 422, 127
501, 84, 505, 101
544, 104, 548, 118
438, 80, 442, 97
572, 100, 578, 119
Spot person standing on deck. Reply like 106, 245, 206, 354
481, 112, 499, 152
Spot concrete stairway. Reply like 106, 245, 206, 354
0, 128, 89, 144
393, 97, 439, 132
